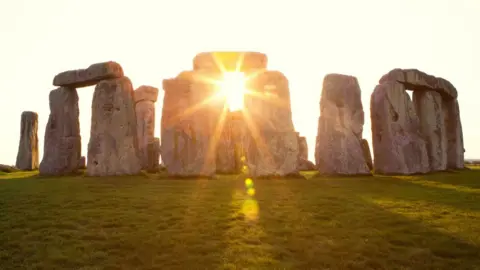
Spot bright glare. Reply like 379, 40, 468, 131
219, 72, 246, 111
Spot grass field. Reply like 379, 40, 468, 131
1, 168, 480, 269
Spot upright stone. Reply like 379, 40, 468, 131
413, 91, 448, 171
39, 87, 81, 175
145, 138, 160, 173
15, 111, 39, 170
370, 82, 429, 174
216, 111, 246, 174
244, 71, 299, 177
297, 134, 315, 171
361, 139, 373, 171
315, 74, 370, 175
134, 85, 159, 169
444, 99, 464, 169
87, 77, 141, 176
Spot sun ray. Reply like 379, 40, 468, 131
203, 101, 230, 173
241, 107, 274, 168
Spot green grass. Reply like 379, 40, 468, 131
1, 168, 480, 269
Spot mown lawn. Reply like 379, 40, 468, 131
1, 168, 480, 269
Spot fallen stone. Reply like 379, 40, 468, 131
315, 74, 371, 175
0, 164, 19, 173
15, 111, 39, 170
379, 68, 457, 99
135, 86, 158, 169
193, 51, 267, 72
297, 158, 316, 171
370, 82, 429, 175
39, 87, 82, 175
53, 61, 124, 88
443, 99, 465, 169
413, 91, 448, 171
87, 77, 141, 176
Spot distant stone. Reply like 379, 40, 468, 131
297, 158, 316, 171
370, 82, 429, 175
78, 156, 86, 169
379, 68, 457, 99
0, 164, 19, 173
361, 139, 373, 171
135, 86, 158, 169
315, 74, 371, 175
413, 91, 448, 171
15, 111, 39, 171
297, 135, 308, 160
39, 87, 81, 175
145, 138, 160, 173
193, 51, 267, 72
87, 77, 141, 176
134, 85, 159, 103
53, 61, 124, 88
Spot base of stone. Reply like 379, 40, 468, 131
249, 172, 306, 180
315, 171, 373, 177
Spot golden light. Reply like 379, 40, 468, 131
218, 72, 247, 111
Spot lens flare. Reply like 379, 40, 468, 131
242, 198, 259, 221
218, 72, 246, 111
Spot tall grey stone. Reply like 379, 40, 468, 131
244, 71, 299, 177
216, 111, 246, 174
370, 82, 429, 175
39, 87, 81, 175
315, 74, 370, 175
444, 99, 464, 169
134, 85, 159, 169
413, 91, 447, 171
87, 77, 141, 176
15, 111, 39, 170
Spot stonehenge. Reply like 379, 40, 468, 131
315, 74, 371, 175
12, 51, 464, 178
15, 111, 39, 171
371, 69, 464, 174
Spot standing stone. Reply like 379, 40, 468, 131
361, 139, 373, 171
216, 111, 246, 174
244, 71, 299, 177
39, 87, 81, 175
370, 82, 429, 175
413, 91, 447, 171
315, 74, 370, 175
145, 138, 160, 173
444, 99, 464, 169
134, 85, 159, 169
15, 111, 39, 170
78, 156, 86, 169
161, 72, 224, 177
87, 77, 141, 176
296, 134, 315, 171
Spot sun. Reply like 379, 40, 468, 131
218, 72, 247, 111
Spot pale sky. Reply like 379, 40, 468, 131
1, 0, 479, 165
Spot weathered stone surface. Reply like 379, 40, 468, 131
380, 68, 457, 99
87, 77, 141, 176
39, 87, 81, 175
53, 61, 124, 88
444, 99, 464, 169
145, 138, 160, 173
193, 51, 267, 72
315, 74, 370, 175
370, 82, 429, 175
78, 156, 86, 169
413, 91, 448, 171
160, 73, 224, 177
361, 139, 373, 171
15, 111, 39, 170
216, 111, 247, 174
135, 86, 158, 169
298, 135, 308, 160
245, 131, 299, 177
134, 85, 159, 103
243, 71, 299, 177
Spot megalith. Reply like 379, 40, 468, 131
161, 72, 224, 177
193, 51, 267, 72
370, 81, 429, 175
145, 137, 160, 173
296, 134, 315, 171
243, 70, 299, 177
216, 111, 247, 173
361, 139, 373, 171
15, 111, 39, 170
134, 85, 159, 169
39, 87, 81, 175
374, 68, 464, 173
87, 77, 141, 176
53, 61, 124, 88
315, 74, 371, 175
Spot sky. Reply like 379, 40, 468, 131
0, 0, 479, 165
